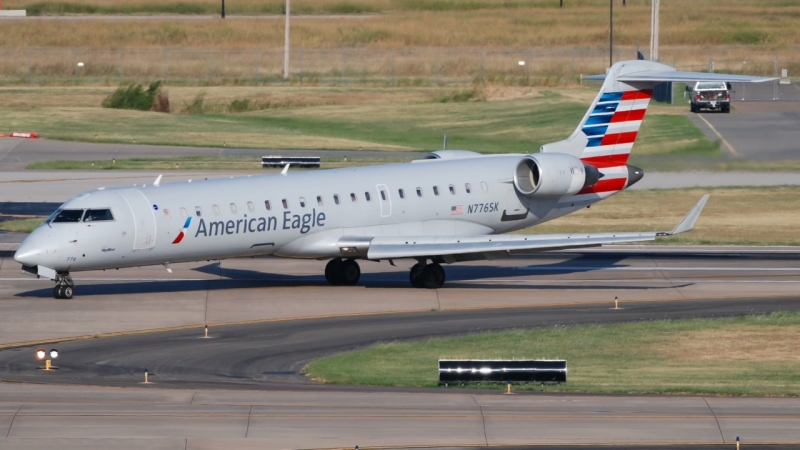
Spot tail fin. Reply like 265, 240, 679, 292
541, 60, 776, 195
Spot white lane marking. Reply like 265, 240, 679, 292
514, 266, 800, 272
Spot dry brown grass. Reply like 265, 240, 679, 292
525, 187, 800, 246
654, 326, 800, 362
1, 1, 799, 52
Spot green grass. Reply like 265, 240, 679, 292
0, 218, 44, 233
305, 312, 800, 396
0, 87, 721, 159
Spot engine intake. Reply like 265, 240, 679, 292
514, 154, 600, 198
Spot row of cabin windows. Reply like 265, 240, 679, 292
163, 182, 489, 219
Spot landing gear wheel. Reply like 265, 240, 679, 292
339, 259, 361, 286
420, 263, 445, 289
61, 285, 73, 299
325, 258, 360, 286
53, 285, 63, 299
409, 263, 425, 288
325, 258, 343, 285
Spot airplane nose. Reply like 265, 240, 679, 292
14, 234, 44, 267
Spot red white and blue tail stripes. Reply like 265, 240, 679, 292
577, 88, 652, 195
172, 217, 192, 244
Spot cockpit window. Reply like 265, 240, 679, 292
83, 209, 114, 222
52, 209, 84, 223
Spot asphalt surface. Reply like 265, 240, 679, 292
688, 99, 800, 160
1, 295, 798, 390
0, 138, 420, 169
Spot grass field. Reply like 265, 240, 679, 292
1, 0, 798, 53
0, 217, 43, 233
526, 186, 800, 246
2, 84, 719, 157
304, 312, 800, 396
2, 187, 798, 245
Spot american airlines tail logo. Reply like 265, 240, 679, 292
172, 217, 192, 244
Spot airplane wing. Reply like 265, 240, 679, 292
359, 195, 709, 262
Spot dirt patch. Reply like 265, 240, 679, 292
653, 325, 800, 362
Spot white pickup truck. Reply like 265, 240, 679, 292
690, 81, 731, 113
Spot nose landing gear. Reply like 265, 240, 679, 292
324, 258, 361, 286
410, 261, 445, 289
53, 274, 74, 299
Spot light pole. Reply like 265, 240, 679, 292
284, 0, 290, 79
609, 0, 613, 68
650, 0, 660, 61
221, 0, 225, 19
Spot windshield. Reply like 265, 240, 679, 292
696, 82, 726, 90
51, 209, 84, 223
83, 209, 114, 222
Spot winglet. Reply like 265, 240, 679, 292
154, 174, 163, 187
281, 163, 290, 175
668, 194, 710, 235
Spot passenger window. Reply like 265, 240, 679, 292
433, 186, 440, 196
416, 187, 422, 197
230, 203, 238, 213
350, 193, 357, 203
282, 199, 289, 209
264, 200, 271, 211
247, 201, 255, 212
481, 182, 488, 192
317, 195, 324, 206
334, 195, 340, 205
195, 207, 202, 217
180, 207, 188, 218
53, 209, 84, 223
465, 183, 471, 194
398, 189, 405, 199
83, 209, 114, 222
365, 192, 371, 201
213, 205, 220, 215
163, 209, 171, 219
299, 197, 306, 208
449, 185, 455, 195
380, 190, 387, 201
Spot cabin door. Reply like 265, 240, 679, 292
118, 189, 157, 250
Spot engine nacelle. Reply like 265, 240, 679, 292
513, 154, 600, 198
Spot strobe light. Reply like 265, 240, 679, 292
36, 349, 46, 360
49, 349, 59, 359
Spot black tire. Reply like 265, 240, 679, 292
722, 106, 730, 113
53, 286, 63, 299
339, 259, 361, 286
409, 263, 425, 288
325, 259, 343, 285
61, 285, 74, 299
690, 104, 697, 113
420, 263, 445, 289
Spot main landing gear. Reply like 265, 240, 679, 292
409, 261, 445, 289
325, 258, 361, 286
53, 273, 74, 299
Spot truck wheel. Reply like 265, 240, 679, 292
722, 106, 730, 113
690, 104, 697, 113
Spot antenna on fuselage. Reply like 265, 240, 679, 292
154, 174, 163, 187
281, 163, 290, 176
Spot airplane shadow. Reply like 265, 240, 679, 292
15, 254, 693, 298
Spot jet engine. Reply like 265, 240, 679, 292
513, 154, 601, 197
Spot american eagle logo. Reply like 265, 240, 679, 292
172, 217, 192, 244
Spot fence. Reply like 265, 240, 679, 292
0, 48, 798, 94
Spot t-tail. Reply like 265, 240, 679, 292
540, 60, 774, 198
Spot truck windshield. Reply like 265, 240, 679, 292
51, 209, 85, 223
696, 82, 726, 90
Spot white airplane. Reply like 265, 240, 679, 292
14, 61, 772, 299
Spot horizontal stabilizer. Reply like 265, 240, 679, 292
585, 70, 776, 83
